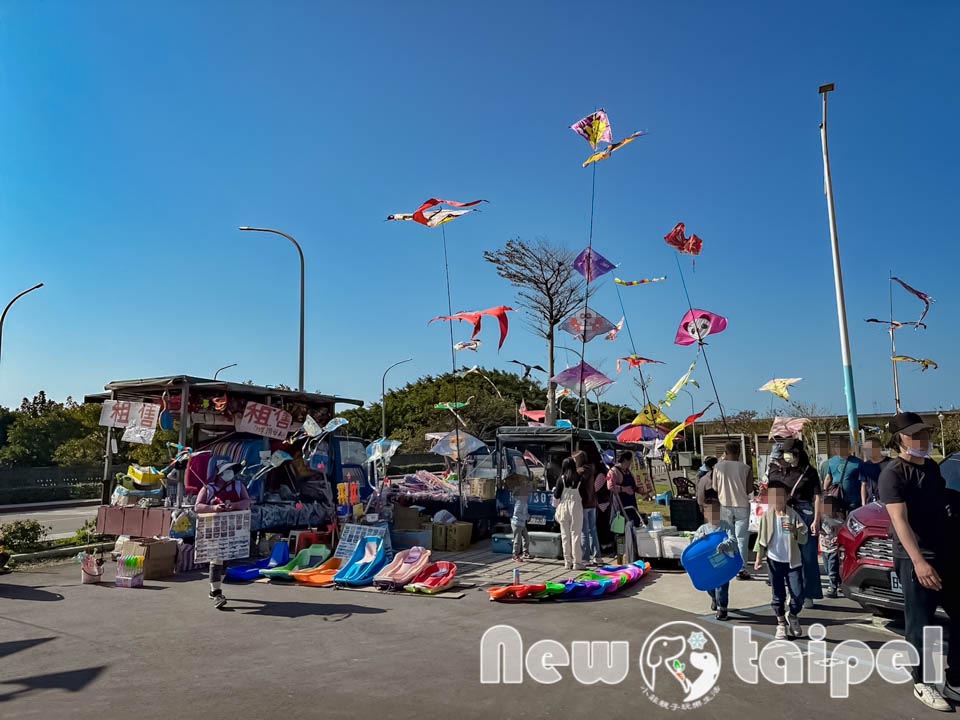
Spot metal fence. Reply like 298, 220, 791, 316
0, 465, 102, 504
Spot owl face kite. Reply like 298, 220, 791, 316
674, 309, 728, 346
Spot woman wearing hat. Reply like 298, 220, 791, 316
196, 461, 251, 609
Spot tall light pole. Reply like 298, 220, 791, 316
939, 412, 946, 457
382, 358, 413, 439
239, 227, 305, 391
819, 83, 860, 446
0, 283, 44, 365
681, 388, 697, 455
214, 363, 237, 381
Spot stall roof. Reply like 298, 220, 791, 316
495, 426, 620, 444
83, 375, 364, 407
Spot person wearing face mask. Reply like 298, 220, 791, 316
860, 435, 890, 504
767, 438, 822, 608
879, 412, 960, 712
196, 461, 251, 609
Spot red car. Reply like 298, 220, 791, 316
838, 453, 960, 616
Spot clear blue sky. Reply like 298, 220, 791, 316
2, 1, 958, 421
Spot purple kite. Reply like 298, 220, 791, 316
551, 361, 614, 394
560, 306, 618, 342
570, 110, 613, 150
891, 276, 935, 327
573, 247, 617, 282
674, 308, 728, 346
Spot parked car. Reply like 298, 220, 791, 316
838, 453, 960, 616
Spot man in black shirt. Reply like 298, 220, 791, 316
879, 412, 960, 712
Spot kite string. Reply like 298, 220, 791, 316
675, 253, 730, 437
615, 283, 653, 409
441, 224, 463, 502
577, 162, 598, 428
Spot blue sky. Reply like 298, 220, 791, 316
2, 1, 958, 421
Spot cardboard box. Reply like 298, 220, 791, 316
97, 506, 172, 538
393, 504, 429, 531
445, 521, 473, 552
432, 522, 448, 551
120, 538, 178, 580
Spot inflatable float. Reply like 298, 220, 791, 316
487, 561, 650, 602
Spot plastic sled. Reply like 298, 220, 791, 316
404, 561, 458, 594
291, 557, 344, 586
226, 541, 290, 582
681, 531, 743, 591
260, 544, 331, 581
334, 536, 388, 587
373, 546, 432, 590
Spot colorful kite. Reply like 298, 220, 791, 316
551, 362, 614, 394
866, 318, 928, 331
616, 355, 664, 373
431, 430, 486, 460
570, 109, 613, 150
892, 356, 938, 372
769, 416, 810, 440
387, 198, 487, 228
582, 131, 645, 167
454, 340, 482, 352
674, 309, 728, 346
429, 305, 515, 350
663, 404, 713, 463
758, 378, 802, 402
436, 398, 473, 427
573, 247, 617, 282
891, 277, 935, 327
632, 403, 673, 428
662, 360, 699, 407
664, 222, 703, 257
614, 276, 666, 287
508, 360, 546, 379
560, 306, 618, 343
519, 400, 546, 422
605, 317, 625, 341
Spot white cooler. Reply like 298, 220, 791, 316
634, 528, 663, 559
661, 533, 693, 559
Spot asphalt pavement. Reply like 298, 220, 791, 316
0, 506, 98, 540
0, 559, 940, 720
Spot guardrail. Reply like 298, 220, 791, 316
0, 466, 103, 505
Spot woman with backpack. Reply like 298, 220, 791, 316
554, 456, 586, 571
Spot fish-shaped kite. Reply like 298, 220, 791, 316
570, 109, 613, 150
508, 360, 546, 379
454, 340, 482, 352
573, 247, 617, 282
616, 355, 664, 373
560, 306, 618, 343
614, 276, 666, 287
582, 131, 646, 167
892, 356, 938, 372
663, 360, 699, 407
664, 223, 703, 257
605, 317, 625, 341
550, 361, 614, 394
387, 198, 487, 228
674, 309, 728, 346
758, 378, 802, 401
866, 318, 928, 331
891, 277, 935, 327
430, 306, 515, 350
663, 404, 714, 464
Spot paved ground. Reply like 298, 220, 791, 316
0, 505, 98, 540
0, 548, 941, 720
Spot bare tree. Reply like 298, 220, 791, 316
484, 238, 586, 425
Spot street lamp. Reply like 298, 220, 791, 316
382, 358, 413, 439
214, 363, 237, 381
0, 283, 44, 365
239, 227, 305, 392
939, 412, 946, 457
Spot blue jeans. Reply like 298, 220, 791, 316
768, 559, 803, 617
707, 583, 729, 610
793, 501, 823, 600
823, 549, 840, 591
721, 506, 750, 565
581, 507, 600, 562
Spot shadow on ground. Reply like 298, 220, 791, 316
0, 585, 64, 602
223, 600, 388, 620
0, 666, 107, 703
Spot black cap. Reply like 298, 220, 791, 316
888, 412, 932, 437
780, 438, 805, 454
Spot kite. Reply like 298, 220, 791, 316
519, 400, 546, 422
891, 277, 935, 327
573, 247, 617, 282
674, 308, 728, 346
616, 355, 664, 373
560, 306, 618, 343
605, 317, 624, 341
454, 340, 482, 352
758, 378, 802, 402
454, 366, 503, 398
431, 430, 486, 460
664, 222, 703, 257
429, 305, 515, 350
570, 109, 613, 150
892, 356, 938, 372
523, 449, 544, 467
663, 359, 699, 407
632, 403, 673, 428
550, 362, 614, 395
663, 404, 714, 463
436, 398, 473, 427
866, 318, 927, 331
582, 131, 645, 167
769, 416, 810, 440
508, 360, 546, 379
386, 198, 487, 228
614, 276, 666, 287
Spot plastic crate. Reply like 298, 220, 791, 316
528, 531, 562, 559
634, 529, 662, 559
491, 533, 513, 554
661, 534, 694, 559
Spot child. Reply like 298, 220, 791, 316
753, 481, 809, 639
511, 485, 531, 562
693, 491, 737, 620
820, 495, 844, 598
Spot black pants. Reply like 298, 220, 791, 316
895, 556, 960, 684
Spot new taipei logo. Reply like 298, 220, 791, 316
638, 621, 721, 711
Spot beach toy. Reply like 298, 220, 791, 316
680, 531, 743, 591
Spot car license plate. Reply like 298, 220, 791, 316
890, 571, 903, 594
528, 516, 546, 526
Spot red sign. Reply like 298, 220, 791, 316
235, 401, 293, 440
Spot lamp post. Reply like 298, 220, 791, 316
213, 363, 237, 381
239, 227, 305, 391
939, 412, 946, 457
0, 283, 44, 366
382, 358, 413, 439
681, 388, 697, 455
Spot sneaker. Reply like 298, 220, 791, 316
737, 570, 751, 581
914, 683, 953, 712
710, 598, 717, 612
825, 587, 839, 599
786, 614, 802, 639
941, 681, 960, 703
565, 564, 573, 570
803, 598, 815, 610
209, 589, 227, 609
716, 608, 729, 621
521, 553, 532, 560
573, 564, 587, 571
775, 622, 787, 640
513, 555, 523, 563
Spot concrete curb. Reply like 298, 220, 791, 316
10, 541, 115, 563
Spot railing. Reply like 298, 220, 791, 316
0, 466, 103, 505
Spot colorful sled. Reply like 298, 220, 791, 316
226, 540, 290, 582
373, 546, 432, 590
404, 561, 458, 594
291, 557, 344, 586
334, 536, 388, 587
486, 561, 650, 602
259, 544, 331, 581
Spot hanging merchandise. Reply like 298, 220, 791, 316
664, 222, 703, 258
662, 360, 699, 407
550, 362, 614, 395
757, 377, 803, 401
674, 309, 728, 346
892, 356, 938, 372
507, 360, 546, 379
430, 430, 486, 461
453, 340, 482, 352
582, 131, 646, 167
559, 306, 618, 343
632, 403, 673, 428
570, 109, 613, 149
605, 317, 624, 341
890, 276, 934, 327
519, 400, 546, 422
572, 247, 617, 283
614, 276, 666, 287
386, 198, 487, 227
616, 355, 663, 373
865, 318, 927, 331
663, 404, 713, 463
429, 306, 515, 350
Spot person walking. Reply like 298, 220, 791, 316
195, 461, 251, 609
768, 438, 822, 608
860, 435, 890, 504
822, 438, 866, 512
696, 456, 718, 510
694, 491, 737, 620
712, 441, 754, 580
574, 451, 601, 566
554, 457, 586, 571
879, 412, 960, 712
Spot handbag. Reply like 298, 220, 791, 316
823, 457, 848, 503
609, 492, 627, 534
